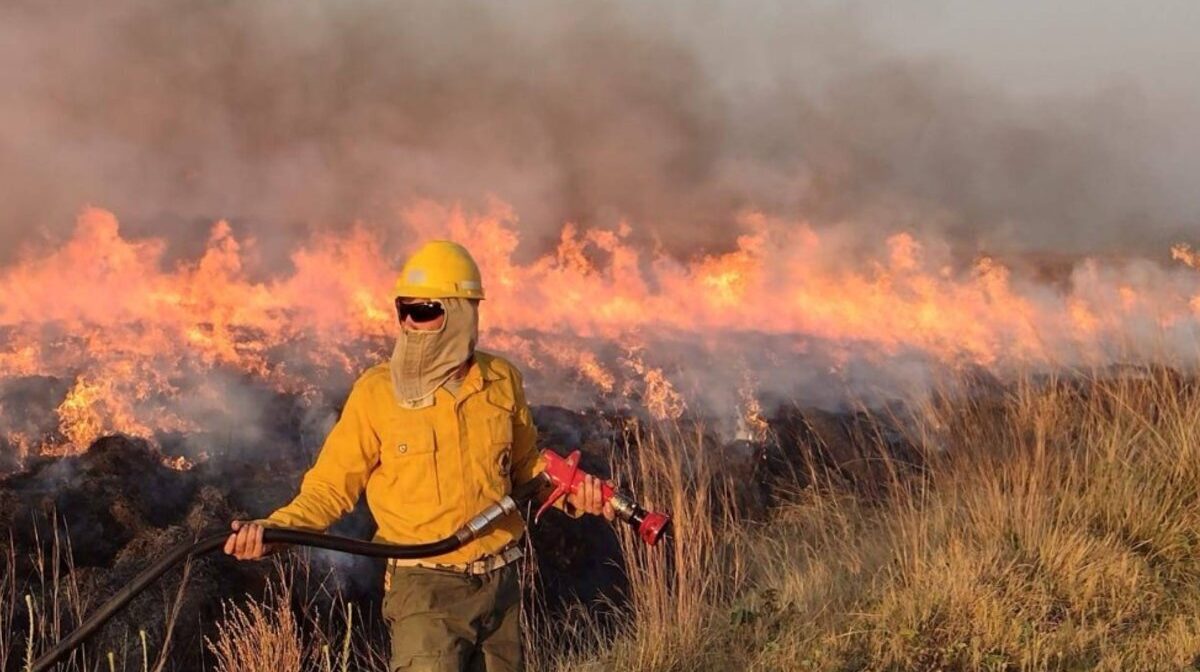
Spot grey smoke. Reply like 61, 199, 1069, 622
1, 0, 1197, 270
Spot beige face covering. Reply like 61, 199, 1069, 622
389, 298, 479, 409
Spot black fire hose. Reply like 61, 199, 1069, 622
29, 496, 521, 672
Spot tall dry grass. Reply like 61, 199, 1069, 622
16, 368, 1200, 671
0, 523, 99, 672
535, 368, 1200, 671
206, 557, 389, 672
207, 581, 305, 672
726, 368, 1200, 671
1, 522, 192, 672
526, 419, 747, 672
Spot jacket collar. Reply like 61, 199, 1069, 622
456, 352, 504, 402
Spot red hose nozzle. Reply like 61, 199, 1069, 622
635, 510, 672, 546
536, 449, 673, 547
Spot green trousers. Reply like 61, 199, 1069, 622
383, 564, 523, 672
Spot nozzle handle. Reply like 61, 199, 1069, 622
536, 449, 673, 546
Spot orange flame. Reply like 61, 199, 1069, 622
3, 202, 1200, 464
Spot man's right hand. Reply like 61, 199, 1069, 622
224, 520, 274, 560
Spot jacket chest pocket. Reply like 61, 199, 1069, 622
381, 424, 441, 505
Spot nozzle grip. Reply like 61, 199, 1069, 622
536, 449, 673, 547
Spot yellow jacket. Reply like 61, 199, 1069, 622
267, 350, 545, 565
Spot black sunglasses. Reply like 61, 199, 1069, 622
396, 299, 445, 323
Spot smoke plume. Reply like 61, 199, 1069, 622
2, 0, 1200, 459
1, 0, 1195, 265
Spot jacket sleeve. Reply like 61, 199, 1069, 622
509, 367, 583, 517
265, 378, 382, 530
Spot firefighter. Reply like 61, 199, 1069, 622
224, 240, 614, 672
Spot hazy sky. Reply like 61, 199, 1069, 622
869, 0, 1200, 249
869, 1, 1200, 106
1, 0, 1196, 263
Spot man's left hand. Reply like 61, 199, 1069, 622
567, 474, 616, 520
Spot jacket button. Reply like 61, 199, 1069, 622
398, 444, 408, 454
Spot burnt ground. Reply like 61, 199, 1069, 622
0, 376, 926, 671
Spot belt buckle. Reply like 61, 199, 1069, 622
470, 556, 492, 575
470, 545, 517, 575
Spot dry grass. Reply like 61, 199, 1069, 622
207, 581, 306, 672
527, 419, 744, 672
14, 368, 1200, 671
721, 368, 1200, 671
206, 558, 390, 672
1, 523, 100, 672
536, 368, 1200, 671
1, 522, 195, 672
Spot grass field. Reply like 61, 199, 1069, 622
9, 368, 1200, 671
539, 368, 1200, 671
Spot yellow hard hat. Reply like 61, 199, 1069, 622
393, 240, 486, 300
